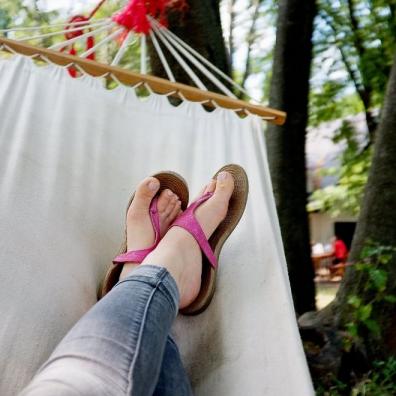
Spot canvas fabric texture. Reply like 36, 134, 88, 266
0, 55, 314, 395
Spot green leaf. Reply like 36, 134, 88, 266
369, 269, 388, 291
364, 319, 381, 338
379, 253, 393, 265
358, 304, 372, 321
343, 337, 353, 352
384, 295, 396, 304
346, 322, 359, 338
355, 262, 369, 272
348, 295, 362, 308
361, 246, 379, 259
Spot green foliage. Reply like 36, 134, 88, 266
308, 120, 372, 216
352, 358, 396, 396
316, 357, 396, 396
343, 243, 396, 350
316, 242, 396, 396
312, 0, 396, 135
0, 8, 11, 30
309, 84, 363, 127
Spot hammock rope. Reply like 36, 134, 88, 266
0, 0, 286, 123
16, 20, 110, 42
149, 29, 175, 82
111, 31, 135, 66
0, 18, 109, 33
150, 18, 236, 98
48, 23, 115, 51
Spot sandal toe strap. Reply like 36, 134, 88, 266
112, 196, 160, 265
113, 246, 156, 264
171, 192, 217, 268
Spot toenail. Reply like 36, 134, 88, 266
217, 172, 228, 181
148, 180, 159, 191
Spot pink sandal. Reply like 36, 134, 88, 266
174, 164, 249, 315
112, 195, 161, 264
99, 171, 189, 298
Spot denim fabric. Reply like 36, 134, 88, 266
20, 265, 193, 396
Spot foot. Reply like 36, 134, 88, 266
119, 177, 182, 280
142, 171, 234, 309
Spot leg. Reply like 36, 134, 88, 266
153, 336, 193, 396
21, 265, 179, 396
22, 172, 234, 395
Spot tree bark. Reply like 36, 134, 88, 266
332, 46, 396, 351
266, 0, 317, 315
148, 0, 231, 91
300, 47, 396, 386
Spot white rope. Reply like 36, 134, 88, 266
0, 44, 265, 120
16, 20, 110, 42
150, 19, 236, 98
80, 27, 123, 58
132, 81, 144, 89
150, 23, 207, 91
261, 116, 276, 120
111, 31, 134, 66
28, 52, 87, 74
150, 18, 258, 103
149, 30, 175, 82
0, 43, 87, 74
140, 34, 147, 74
0, 18, 109, 33
177, 91, 187, 101
0, 43, 19, 55
144, 82, 153, 94
49, 22, 114, 50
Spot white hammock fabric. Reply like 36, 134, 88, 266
0, 55, 314, 395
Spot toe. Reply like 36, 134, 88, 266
205, 179, 216, 194
157, 189, 174, 212
163, 197, 177, 218
196, 180, 215, 200
129, 177, 160, 213
168, 200, 182, 221
213, 171, 234, 205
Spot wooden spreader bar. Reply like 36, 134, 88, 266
0, 37, 286, 125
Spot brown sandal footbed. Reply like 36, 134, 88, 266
180, 164, 249, 315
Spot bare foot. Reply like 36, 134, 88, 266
119, 177, 182, 280
142, 171, 234, 308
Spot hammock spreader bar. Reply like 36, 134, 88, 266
0, 37, 286, 124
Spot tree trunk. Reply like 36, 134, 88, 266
149, 0, 231, 91
329, 47, 396, 354
266, 0, 317, 315
300, 47, 396, 387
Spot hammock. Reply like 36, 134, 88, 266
0, 2, 313, 395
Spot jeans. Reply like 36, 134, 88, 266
21, 265, 193, 396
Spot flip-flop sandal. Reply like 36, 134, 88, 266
99, 171, 189, 299
172, 164, 249, 315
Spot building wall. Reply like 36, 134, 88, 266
309, 212, 357, 245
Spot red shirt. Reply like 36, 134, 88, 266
334, 239, 348, 260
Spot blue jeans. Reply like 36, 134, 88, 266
21, 265, 193, 396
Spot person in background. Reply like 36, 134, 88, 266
330, 235, 348, 278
